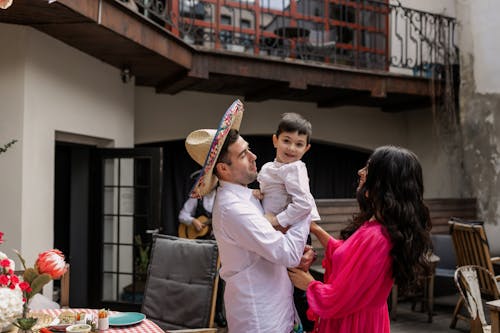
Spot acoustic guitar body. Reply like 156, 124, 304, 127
178, 215, 211, 239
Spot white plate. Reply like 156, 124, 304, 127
108, 312, 146, 326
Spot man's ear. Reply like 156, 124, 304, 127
215, 162, 227, 179
305, 143, 311, 153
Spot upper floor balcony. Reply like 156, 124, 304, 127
0, 0, 458, 110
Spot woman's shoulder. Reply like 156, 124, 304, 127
357, 220, 390, 241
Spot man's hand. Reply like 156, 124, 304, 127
296, 245, 317, 272
192, 218, 206, 232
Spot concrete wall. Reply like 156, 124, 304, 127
0, 24, 135, 272
134, 88, 461, 199
456, 0, 500, 252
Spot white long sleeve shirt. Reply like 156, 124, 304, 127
178, 190, 216, 225
212, 181, 310, 333
257, 160, 320, 227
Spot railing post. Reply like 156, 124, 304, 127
215, 0, 221, 50
254, 0, 260, 55
169, 0, 179, 37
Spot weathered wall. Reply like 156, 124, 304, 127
456, 0, 500, 253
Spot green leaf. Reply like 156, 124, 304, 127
23, 268, 38, 284
27, 273, 51, 298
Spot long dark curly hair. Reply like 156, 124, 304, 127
340, 146, 432, 293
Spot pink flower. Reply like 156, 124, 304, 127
36, 249, 67, 279
0, 0, 13, 10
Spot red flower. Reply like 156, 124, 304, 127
10, 274, 19, 284
0, 259, 10, 268
19, 281, 31, 291
0, 274, 8, 285
0, 231, 3, 244
36, 249, 67, 279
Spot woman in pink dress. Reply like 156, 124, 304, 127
289, 146, 432, 333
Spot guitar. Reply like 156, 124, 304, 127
178, 215, 212, 239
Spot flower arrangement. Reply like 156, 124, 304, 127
0, 231, 67, 332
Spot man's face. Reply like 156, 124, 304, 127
218, 135, 258, 186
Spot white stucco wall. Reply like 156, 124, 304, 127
135, 87, 460, 199
465, 0, 500, 94
0, 24, 135, 273
0, 24, 25, 264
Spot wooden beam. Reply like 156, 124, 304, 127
99, 1, 192, 69
244, 82, 288, 102
156, 70, 201, 94
199, 52, 437, 98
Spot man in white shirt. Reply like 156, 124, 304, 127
185, 100, 313, 332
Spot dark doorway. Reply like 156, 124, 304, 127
54, 142, 93, 308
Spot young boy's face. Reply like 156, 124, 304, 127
273, 131, 311, 164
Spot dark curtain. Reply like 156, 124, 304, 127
139, 136, 370, 236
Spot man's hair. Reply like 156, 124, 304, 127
214, 129, 239, 177
276, 112, 312, 144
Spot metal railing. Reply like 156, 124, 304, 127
118, 0, 458, 77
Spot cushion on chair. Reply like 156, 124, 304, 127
141, 235, 219, 330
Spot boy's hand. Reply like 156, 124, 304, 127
252, 189, 264, 200
264, 212, 279, 226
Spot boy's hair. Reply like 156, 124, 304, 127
276, 112, 312, 144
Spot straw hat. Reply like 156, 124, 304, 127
185, 99, 244, 197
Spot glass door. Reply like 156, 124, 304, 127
92, 148, 162, 311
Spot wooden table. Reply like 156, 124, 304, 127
6, 308, 164, 333
487, 299, 500, 333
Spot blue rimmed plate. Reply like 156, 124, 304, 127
108, 312, 146, 326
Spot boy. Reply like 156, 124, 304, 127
257, 112, 320, 231
257, 112, 320, 332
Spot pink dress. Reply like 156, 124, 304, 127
306, 220, 394, 333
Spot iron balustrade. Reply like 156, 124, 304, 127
117, 0, 458, 77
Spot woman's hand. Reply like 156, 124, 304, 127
296, 245, 317, 272
288, 267, 315, 291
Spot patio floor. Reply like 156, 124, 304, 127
216, 293, 473, 332
391, 294, 470, 333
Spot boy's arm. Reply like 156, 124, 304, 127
276, 162, 315, 227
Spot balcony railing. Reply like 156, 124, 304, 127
118, 0, 458, 78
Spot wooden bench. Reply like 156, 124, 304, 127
313, 198, 477, 265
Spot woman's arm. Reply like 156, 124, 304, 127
310, 221, 331, 249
